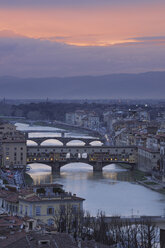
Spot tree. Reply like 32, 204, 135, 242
53, 204, 84, 238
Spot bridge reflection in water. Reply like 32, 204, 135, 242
27, 162, 134, 185
27, 162, 165, 226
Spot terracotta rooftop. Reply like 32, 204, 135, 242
23, 195, 41, 202
19, 189, 34, 196
139, 146, 159, 153
0, 231, 26, 248
0, 215, 23, 228
5, 193, 19, 203
0, 231, 112, 248
20, 194, 85, 202
0, 190, 9, 199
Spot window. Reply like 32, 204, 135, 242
21, 152, 23, 161
29, 205, 32, 217
72, 205, 78, 214
36, 206, 41, 216
47, 207, 54, 215
25, 206, 28, 215
20, 205, 23, 214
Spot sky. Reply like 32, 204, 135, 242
0, 0, 165, 77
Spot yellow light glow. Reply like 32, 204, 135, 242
66, 39, 137, 47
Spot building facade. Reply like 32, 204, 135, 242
0, 123, 27, 169
0, 184, 84, 226
138, 147, 160, 173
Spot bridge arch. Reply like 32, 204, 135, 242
60, 162, 93, 171
40, 139, 63, 146
89, 140, 103, 146
27, 140, 38, 146
27, 162, 52, 172
66, 140, 86, 146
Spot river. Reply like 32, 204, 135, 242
16, 123, 165, 216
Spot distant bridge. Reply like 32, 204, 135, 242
27, 145, 137, 172
26, 136, 104, 146
24, 130, 67, 135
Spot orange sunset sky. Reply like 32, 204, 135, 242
0, 0, 165, 77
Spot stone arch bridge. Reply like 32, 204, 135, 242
27, 137, 104, 146
27, 145, 137, 172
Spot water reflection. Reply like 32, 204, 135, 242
27, 163, 165, 216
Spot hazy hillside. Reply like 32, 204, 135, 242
0, 71, 165, 99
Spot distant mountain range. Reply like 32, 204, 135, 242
0, 71, 165, 99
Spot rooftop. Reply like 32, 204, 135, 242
19, 192, 85, 203
138, 146, 160, 153
0, 215, 23, 229
5, 193, 19, 203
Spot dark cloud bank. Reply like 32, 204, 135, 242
0, 71, 165, 99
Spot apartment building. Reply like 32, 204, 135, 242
0, 122, 27, 169
1, 184, 84, 227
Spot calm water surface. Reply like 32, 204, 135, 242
28, 163, 165, 217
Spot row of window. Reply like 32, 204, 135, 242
6, 147, 24, 151
35, 205, 78, 216
20, 204, 78, 216
5, 203, 18, 213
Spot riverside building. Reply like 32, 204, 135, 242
0, 184, 84, 227
0, 122, 27, 169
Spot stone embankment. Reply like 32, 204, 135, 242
137, 177, 165, 194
